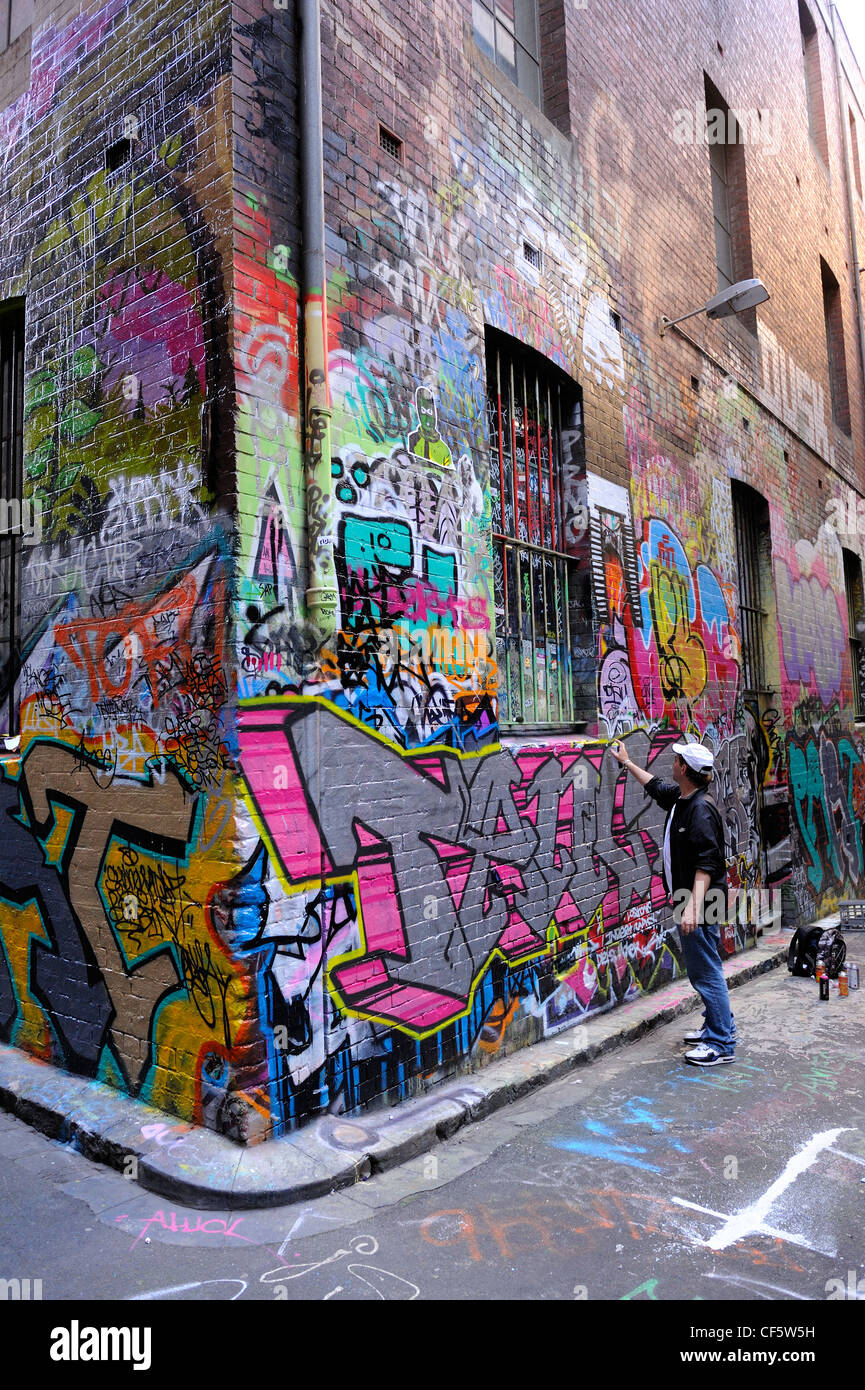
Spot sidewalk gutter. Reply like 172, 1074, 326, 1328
0, 925, 808, 1209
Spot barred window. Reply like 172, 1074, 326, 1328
732, 479, 771, 695
486, 331, 592, 730
844, 547, 865, 720
0, 302, 24, 735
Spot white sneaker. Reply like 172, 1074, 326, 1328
684, 1043, 735, 1067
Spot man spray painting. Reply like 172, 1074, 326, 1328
612, 739, 737, 1066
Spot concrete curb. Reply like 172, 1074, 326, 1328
0, 927, 804, 1209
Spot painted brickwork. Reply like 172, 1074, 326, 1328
0, 0, 273, 1142
0, 0, 863, 1144
230, 0, 865, 1132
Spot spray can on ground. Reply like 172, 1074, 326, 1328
819, 971, 830, 1001
839, 970, 849, 997
848, 963, 860, 990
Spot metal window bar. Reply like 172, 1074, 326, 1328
0, 307, 24, 736
733, 488, 768, 694
553, 379, 572, 724
852, 635, 864, 719
845, 554, 865, 720
511, 361, 531, 717
488, 340, 578, 728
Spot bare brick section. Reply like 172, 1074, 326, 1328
0, 0, 863, 1144
537, 0, 570, 134
0, 27, 30, 111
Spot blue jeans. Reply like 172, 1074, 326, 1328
679, 925, 735, 1053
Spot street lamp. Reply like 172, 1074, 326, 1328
659, 278, 770, 335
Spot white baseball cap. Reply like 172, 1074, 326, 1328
671, 741, 714, 773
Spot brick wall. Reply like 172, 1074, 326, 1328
230, 0, 865, 1131
1, 0, 864, 1144
0, 0, 273, 1141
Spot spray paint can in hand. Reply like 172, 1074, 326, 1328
819, 970, 830, 1001
848, 963, 860, 990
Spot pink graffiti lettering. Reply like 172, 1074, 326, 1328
124, 1208, 246, 1250
239, 700, 675, 1034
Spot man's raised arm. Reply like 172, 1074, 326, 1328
609, 740, 653, 787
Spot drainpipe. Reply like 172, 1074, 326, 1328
299, 0, 337, 635
831, 4, 865, 414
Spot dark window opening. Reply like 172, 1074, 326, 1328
732, 480, 772, 696
705, 75, 757, 332
105, 139, 133, 172
0, 302, 24, 736
821, 257, 851, 434
486, 329, 592, 730
799, 0, 829, 163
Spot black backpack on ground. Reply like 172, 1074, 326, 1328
787, 924, 846, 978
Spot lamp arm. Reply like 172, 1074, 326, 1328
659, 303, 710, 332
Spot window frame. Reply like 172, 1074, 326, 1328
472, 0, 542, 107
1, 0, 33, 55
709, 137, 735, 292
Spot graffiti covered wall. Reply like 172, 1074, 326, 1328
1, 0, 863, 1143
224, 7, 750, 1132
225, 0, 865, 1132
0, 0, 284, 1144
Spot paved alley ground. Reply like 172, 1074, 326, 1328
1, 964, 863, 1321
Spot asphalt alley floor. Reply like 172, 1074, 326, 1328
1, 964, 863, 1302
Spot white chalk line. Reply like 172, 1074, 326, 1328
670, 1127, 852, 1257
703, 1128, 850, 1251
670, 1197, 832, 1255
829, 1147, 865, 1167
701, 1272, 810, 1300
128, 1278, 249, 1301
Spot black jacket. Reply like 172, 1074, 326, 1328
644, 777, 727, 900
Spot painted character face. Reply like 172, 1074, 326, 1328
416, 388, 436, 432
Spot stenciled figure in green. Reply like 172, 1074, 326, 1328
407, 386, 453, 468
